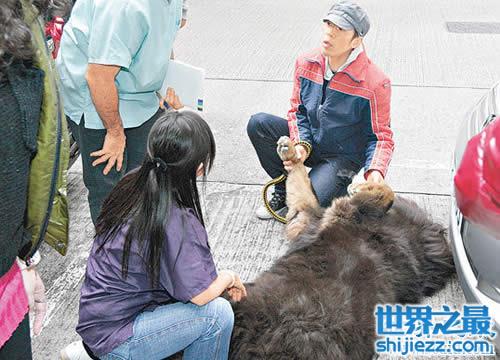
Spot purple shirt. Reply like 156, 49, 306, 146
77, 206, 217, 356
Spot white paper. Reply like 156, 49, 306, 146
159, 60, 205, 111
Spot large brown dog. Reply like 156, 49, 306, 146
228, 136, 455, 360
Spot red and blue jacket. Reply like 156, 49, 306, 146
287, 48, 394, 178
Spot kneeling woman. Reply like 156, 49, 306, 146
76, 110, 246, 360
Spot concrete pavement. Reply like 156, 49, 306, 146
33, 0, 499, 358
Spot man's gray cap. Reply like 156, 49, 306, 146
323, 1, 370, 37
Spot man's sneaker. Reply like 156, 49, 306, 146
256, 192, 287, 220
60, 341, 93, 360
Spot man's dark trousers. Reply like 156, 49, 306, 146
68, 109, 162, 225
247, 112, 362, 208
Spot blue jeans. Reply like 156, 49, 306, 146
247, 112, 363, 207
100, 298, 234, 360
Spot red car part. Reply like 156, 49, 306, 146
454, 117, 500, 236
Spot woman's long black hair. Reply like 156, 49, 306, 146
95, 110, 216, 286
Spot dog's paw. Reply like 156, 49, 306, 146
350, 182, 395, 216
276, 136, 297, 162
350, 182, 390, 196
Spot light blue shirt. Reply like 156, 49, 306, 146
56, 0, 182, 129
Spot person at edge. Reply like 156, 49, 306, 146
0, 0, 71, 358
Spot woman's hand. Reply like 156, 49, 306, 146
160, 87, 184, 110
191, 270, 247, 306
17, 259, 47, 335
224, 272, 247, 302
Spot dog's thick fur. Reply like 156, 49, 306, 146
228, 137, 455, 360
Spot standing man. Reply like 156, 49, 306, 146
248, 0, 394, 220
57, 0, 184, 224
